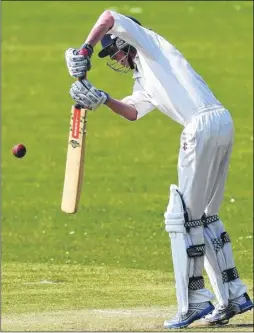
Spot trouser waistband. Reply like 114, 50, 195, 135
185, 105, 226, 125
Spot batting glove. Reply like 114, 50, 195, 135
65, 44, 93, 78
70, 79, 110, 110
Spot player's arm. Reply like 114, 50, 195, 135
65, 10, 157, 78
85, 10, 158, 58
65, 11, 114, 78
84, 10, 114, 47
105, 88, 155, 121
69, 79, 155, 121
105, 97, 137, 121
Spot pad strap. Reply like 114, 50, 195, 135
188, 276, 205, 290
187, 244, 205, 257
203, 214, 219, 227
212, 232, 231, 252
184, 214, 220, 230
222, 267, 239, 283
184, 219, 203, 229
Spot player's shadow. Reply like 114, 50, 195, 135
189, 323, 253, 331
223, 323, 253, 328
156, 323, 254, 331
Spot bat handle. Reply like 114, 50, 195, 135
79, 47, 89, 80
75, 48, 89, 109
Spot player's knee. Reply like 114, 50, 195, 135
164, 185, 204, 234
164, 184, 187, 233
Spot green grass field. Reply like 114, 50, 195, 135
1, 1, 253, 331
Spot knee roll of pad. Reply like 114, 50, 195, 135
164, 185, 187, 234
164, 185, 205, 261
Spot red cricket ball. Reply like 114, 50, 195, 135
12, 144, 27, 158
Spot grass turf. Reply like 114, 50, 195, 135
1, 263, 253, 331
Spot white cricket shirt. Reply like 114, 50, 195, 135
108, 11, 222, 125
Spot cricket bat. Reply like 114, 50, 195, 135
61, 105, 88, 213
61, 48, 90, 213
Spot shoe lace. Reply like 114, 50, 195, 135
171, 312, 186, 321
212, 303, 227, 313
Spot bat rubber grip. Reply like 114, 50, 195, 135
78, 48, 89, 56
74, 48, 88, 109
78, 48, 88, 80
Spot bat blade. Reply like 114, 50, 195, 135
61, 106, 88, 214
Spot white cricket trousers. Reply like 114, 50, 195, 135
178, 106, 233, 219
177, 106, 246, 304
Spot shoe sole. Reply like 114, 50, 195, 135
164, 305, 215, 329
207, 301, 254, 326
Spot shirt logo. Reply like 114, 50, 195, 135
183, 142, 188, 150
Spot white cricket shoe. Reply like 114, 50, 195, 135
204, 292, 254, 325
164, 301, 214, 329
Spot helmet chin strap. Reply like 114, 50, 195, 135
127, 53, 135, 70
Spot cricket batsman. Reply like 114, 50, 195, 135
64, 10, 253, 329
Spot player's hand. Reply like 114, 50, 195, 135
65, 44, 93, 78
70, 79, 110, 110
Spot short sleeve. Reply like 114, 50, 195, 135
121, 79, 155, 120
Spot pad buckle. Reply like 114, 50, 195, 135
222, 267, 239, 283
189, 276, 205, 290
212, 238, 224, 252
213, 232, 231, 252
187, 244, 205, 257
221, 231, 231, 243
